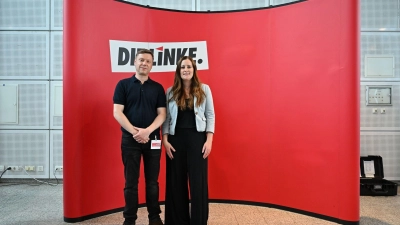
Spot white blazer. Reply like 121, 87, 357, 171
162, 84, 215, 135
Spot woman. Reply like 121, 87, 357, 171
162, 56, 215, 225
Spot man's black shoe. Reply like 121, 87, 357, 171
148, 218, 163, 225
123, 220, 135, 225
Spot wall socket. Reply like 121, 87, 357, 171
37, 166, 44, 172
9, 166, 22, 171
0, 165, 5, 171
55, 166, 63, 172
24, 166, 36, 171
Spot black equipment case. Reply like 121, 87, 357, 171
360, 155, 398, 196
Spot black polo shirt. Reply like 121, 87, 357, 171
113, 75, 166, 138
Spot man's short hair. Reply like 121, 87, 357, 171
136, 49, 154, 60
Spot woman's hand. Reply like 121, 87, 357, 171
163, 139, 176, 159
202, 132, 213, 159
202, 140, 212, 159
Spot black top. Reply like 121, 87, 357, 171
176, 99, 196, 129
113, 75, 166, 138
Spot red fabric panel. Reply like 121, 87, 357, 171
63, 0, 359, 222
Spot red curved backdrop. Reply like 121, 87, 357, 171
64, 0, 359, 223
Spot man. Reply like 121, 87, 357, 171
113, 49, 166, 225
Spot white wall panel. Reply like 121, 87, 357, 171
360, 0, 400, 183
0, 130, 50, 179
360, 132, 400, 180
0, 84, 18, 124
0, 31, 50, 80
361, 0, 399, 30
360, 82, 400, 130
271, 0, 299, 6
123, 0, 194, 11
51, 0, 63, 30
198, 0, 266, 11
50, 130, 63, 179
0, 81, 49, 129
50, 31, 63, 79
123, 0, 303, 11
0, 0, 49, 30
361, 33, 400, 81
50, 81, 63, 128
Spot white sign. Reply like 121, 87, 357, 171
363, 161, 375, 178
110, 40, 209, 73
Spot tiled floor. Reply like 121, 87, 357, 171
0, 183, 399, 225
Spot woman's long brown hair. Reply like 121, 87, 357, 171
168, 56, 205, 110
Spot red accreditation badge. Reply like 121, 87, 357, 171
151, 140, 161, 149
151, 136, 161, 149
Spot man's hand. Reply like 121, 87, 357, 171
133, 128, 150, 143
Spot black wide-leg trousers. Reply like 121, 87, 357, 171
164, 128, 208, 225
